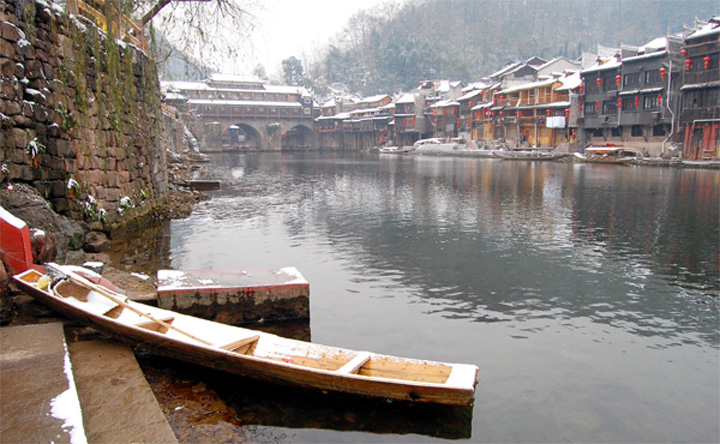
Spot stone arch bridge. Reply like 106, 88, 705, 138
194, 115, 317, 151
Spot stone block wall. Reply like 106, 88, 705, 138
0, 0, 168, 236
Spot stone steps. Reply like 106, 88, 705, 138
0, 322, 177, 444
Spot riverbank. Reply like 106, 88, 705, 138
408, 143, 720, 168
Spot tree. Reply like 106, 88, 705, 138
252, 63, 268, 80
281, 57, 304, 86
132, 0, 259, 69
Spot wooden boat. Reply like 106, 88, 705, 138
574, 147, 642, 164
13, 265, 479, 406
379, 146, 414, 154
493, 150, 570, 161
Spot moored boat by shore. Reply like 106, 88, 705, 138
13, 265, 479, 406
574, 147, 643, 164
493, 151, 570, 161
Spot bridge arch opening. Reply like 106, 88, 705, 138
226, 123, 263, 150
281, 124, 316, 151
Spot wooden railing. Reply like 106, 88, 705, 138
66, 0, 148, 53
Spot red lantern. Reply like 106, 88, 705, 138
493, 97, 497, 105
499, 111, 504, 116
615, 75, 621, 86
634, 96, 639, 108
660, 67, 666, 79
617, 98, 622, 108
579, 84, 584, 94
681, 49, 687, 56
595, 101, 600, 111
596, 78, 602, 88
579, 102, 584, 112
658, 94, 662, 106
704, 56, 711, 69
685, 59, 692, 71
518, 110, 523, 117
546, 109, 551, 117
564, 108, 569, 118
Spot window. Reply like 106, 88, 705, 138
652, 125, 667, 136
593, 128, 604, 137
602, 100, 618, 114
624, 72, 641, 88
585, 102, 598, 115
631, 125, 643, 137
645, 69, 661, 84
621, 97, 636, 111
603, 75, 618, 91
643, 95, 660, 109
611, 127, 621, 137
700, 87, 719, 107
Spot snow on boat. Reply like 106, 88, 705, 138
574, 147, 642, 164
13, 265, 479, 406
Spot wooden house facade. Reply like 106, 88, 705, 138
680, 17, 720, 160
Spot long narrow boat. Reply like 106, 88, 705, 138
493, 151, 570, 161
13, 265, 479, 405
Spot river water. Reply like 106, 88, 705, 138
119, 152, 718, 443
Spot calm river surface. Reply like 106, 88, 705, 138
123, 152, 718, 443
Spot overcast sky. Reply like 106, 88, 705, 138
221, 0, 391, 76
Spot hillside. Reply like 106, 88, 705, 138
305, 0, 718, 96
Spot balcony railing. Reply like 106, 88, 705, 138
67, 0, 148, 52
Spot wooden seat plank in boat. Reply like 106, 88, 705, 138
335, 352, 372, 374
220, 335, 260, 354
136, 317, 174, 334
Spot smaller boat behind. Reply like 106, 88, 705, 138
574, 147, 643, 164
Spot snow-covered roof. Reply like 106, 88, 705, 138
359, 94, 390, 104
498, 77, 555, 95
582, 57, 622, 74
162, 81, 209, 91
639, 36, 667, 53
457, 89, 484, 101
555, 71, 582, 92
622, 50, 667, 63
321, 99, 337, 108
395, 93, 417, 104
188, 99, 301, 108
208, 73, 263, 84
462, 81, 489, 92
686, 18, 720, 40
471, 102, 493, 111
164, 91, 187, 101
429, 99, 460, 108
488, 61, 523, 79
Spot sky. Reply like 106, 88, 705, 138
220, 0, 390, 76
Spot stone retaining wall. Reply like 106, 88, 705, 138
1, 0, 168, 235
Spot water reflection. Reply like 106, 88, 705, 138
162, 152, 717, 346
114, 152, 717, 442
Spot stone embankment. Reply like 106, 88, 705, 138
1, 0, 204, 322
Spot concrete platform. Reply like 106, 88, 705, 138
68, 339, 178, 444
157, 268, 310, 324
0, 323, 178, 444
1, 323, 83, 443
